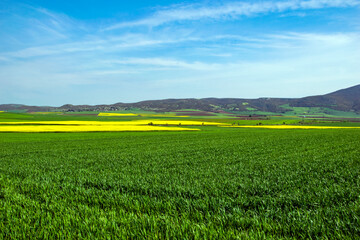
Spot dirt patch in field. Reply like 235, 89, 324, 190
214, 110, 233, 114
176, 111, 216, 116
174, 110, 198, 112
236, 116, 269, 120
332, 118, 360, 122
310, 117, 360, 122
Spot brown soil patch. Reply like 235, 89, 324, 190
176, 112, 216, 116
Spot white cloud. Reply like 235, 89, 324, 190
1, 2, 359, 104
110, 58, 220, 70
32, 7, 85, 33
0, 34, 201, 59
105, 0, 360, 30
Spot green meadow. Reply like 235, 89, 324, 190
0, 112, 359, 239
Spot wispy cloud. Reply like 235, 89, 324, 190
31, 7, 88, 36
105, 0, 360, 30
0, 33, 196, 59
0, 5, 85, 48
110, 58, 220, 70
1, 1, 359, 105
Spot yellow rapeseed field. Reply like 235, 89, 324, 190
0, 120, 227, 126
98, 112, 188, 117
133, 120, 227, 126
98, 113, 139, 117
224, 125, 360, 129
0, 125, 199, 132
0, 119, 227, 132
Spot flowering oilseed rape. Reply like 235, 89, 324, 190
0, 125, 198, 132
98, 112, 188, 117
98, 113, 139, 117
0, 120, 227, 126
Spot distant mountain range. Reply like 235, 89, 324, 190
1, 84, 359, 114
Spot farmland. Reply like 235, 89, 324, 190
0, 112, 360, 239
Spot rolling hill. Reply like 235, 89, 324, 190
1, 84, 359, 115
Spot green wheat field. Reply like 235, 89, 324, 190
0, 112, 360, 239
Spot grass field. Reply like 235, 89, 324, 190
279, 105, 360, 118
227, 105, 360, 118
0, 112, 360, 239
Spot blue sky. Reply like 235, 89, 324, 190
0, 0, 359, 106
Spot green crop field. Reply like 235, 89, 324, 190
0, 112, 360, 239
